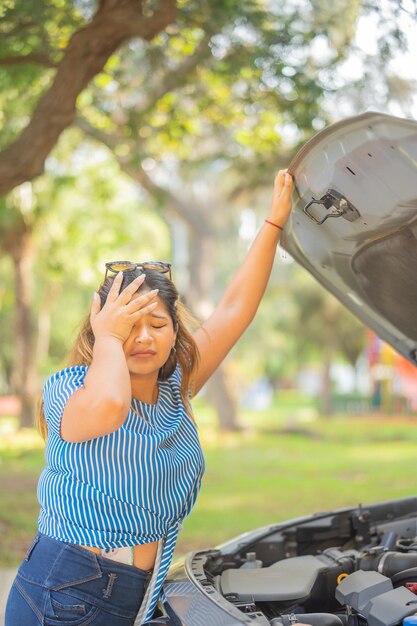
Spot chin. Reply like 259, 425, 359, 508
128, 361, 165, 377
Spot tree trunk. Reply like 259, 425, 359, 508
8, 228, 38, 428
181, 220, 240, 431
320, 346, 333, 417
205, 366, 241, 431
188, 227, 240, 430
36, 283, 61, 365
319, 297, 339, 417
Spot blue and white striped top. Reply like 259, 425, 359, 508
37, 364, 205, 623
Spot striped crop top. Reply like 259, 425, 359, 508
37, 364, 205, 623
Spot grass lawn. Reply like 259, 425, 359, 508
1, 406, 417, 566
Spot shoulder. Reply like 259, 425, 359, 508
43, 366, 88, 414
43, 366, 88, 438
44, 366, 88, 396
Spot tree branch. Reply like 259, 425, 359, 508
120, 159, 212, 236
0, 53, 58, 68
75, 116, 211, 234
0, 0, 177, 198
135, 30, 214, 117
0, 18, 38, 38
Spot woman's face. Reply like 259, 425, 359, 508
123, 293, 176, 377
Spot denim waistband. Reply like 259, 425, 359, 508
17, 532, 152, 616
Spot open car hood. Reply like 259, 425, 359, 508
162, 497, 417, 626
287, 112, 417, 364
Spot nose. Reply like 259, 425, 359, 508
134, 325, 152, 344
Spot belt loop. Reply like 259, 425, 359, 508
24, 534, 40, 562
102, 572, 117, 599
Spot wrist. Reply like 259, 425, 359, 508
266, 213, 287, 229
265, 218, 284, 231
264, 217, 286, 251
93, 333, 125, 348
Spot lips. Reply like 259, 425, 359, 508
130, 350, 156, 357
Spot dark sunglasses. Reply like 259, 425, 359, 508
104, 261, 172, 281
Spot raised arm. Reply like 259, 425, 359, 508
192, 169, 293, 395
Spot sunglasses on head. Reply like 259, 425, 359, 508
104, 261, 172, 281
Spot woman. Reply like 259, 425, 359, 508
6, 170, 297, 626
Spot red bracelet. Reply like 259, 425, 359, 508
265, 219, 284, 231
265, 219, 286, 253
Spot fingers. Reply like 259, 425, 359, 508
281, 171, 293, 198
117, 274, 146, 304
268, 168, 293, 226
89, 292, 101, 321
125, 289, 159, 314
274, 169, 287, 192
274, 169, 293, 195
106, 272, 124, 302
107, 273, 145, 304
130, 300, 158, 321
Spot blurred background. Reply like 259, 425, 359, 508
1, 0, 417, 575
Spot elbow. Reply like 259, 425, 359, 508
102, 396, 129, 428
86, 396, 128, 437
61, 395, 129, 442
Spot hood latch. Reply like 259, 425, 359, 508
303, 189, 361, 225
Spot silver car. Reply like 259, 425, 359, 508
149, 113, 417, 626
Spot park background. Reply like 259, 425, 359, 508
1, 0, 417, 580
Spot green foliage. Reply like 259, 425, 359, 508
0, 257, 14, 393
25, 129, 171, 375
287, 266, 366, 364
0, 0, 414, 402
79, 0, 366, 174
228, 255, 366, 390
311, 0, 362, 52
0, 127, 173, 390
0, 0, 85, 146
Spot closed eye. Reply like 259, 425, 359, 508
152, 324, 167, 329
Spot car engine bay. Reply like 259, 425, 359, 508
199, 499, 417, 626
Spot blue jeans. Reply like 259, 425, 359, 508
5, 532, 153, 626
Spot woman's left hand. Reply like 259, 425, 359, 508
268, 169, 293, 228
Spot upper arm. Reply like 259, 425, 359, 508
43, 367, 87, 439
44, 366, 125, 443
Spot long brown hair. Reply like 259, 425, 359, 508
36, 268, 200, 440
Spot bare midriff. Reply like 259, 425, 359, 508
80, 539, 158, 570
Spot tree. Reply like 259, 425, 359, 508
0, 0, 176, 426
68, 0, 379, 428
0, 0, 414, 427
282, 267, 366, 415
0, 0, 176, 196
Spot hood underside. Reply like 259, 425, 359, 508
287, 112, 417, 364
